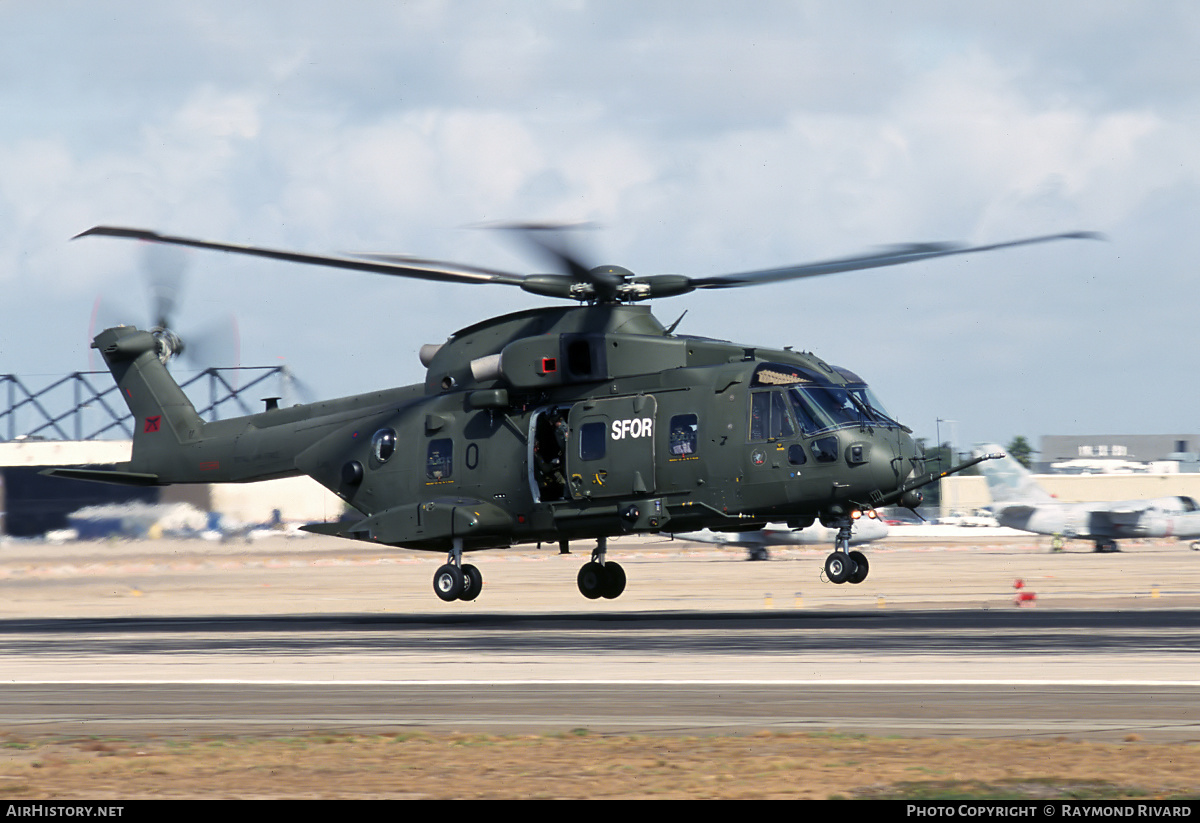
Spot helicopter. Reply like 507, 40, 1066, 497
48, 224, 1094, 603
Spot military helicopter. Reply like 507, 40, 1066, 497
50, 224, 1093, 603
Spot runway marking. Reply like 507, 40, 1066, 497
7, 679, 1200, 686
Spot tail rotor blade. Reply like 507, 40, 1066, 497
180, 314, 241, 375
143, 242, 189, 330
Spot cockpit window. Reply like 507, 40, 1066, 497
851, 384, 897, 425
749, 390, 797, 441
751, 362, 903, 435
770, 391, 795, 439
788, 384, 900, 434
788, 386, 857, 433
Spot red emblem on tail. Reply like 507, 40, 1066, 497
143, 415, 161, 433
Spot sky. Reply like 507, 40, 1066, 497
2, 1, 1198, 455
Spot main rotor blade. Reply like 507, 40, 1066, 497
688, 231, 1103, 290
489, 222, 604, 285
75, 226, 528, 288
76, 225, 1104, 306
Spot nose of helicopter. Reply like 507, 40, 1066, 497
873, 429, 923, 494
883, 429, 931, 509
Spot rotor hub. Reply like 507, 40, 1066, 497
151, 326, 184, 364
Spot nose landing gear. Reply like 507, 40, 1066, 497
823, 520, 870, 585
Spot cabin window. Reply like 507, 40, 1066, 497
579, 421, 606, 461
427, 438, 453, 480
372, 428, 397, 463
788, 444, 807, 465
669, 414, 699, 456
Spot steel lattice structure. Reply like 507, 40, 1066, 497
1, 366, 290, 441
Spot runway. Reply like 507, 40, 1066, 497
2, 535, 1199, 742
2, 680, 1198, 741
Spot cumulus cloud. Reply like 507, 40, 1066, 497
4, 1, 1199, 444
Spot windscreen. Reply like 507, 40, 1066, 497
787, 384, 900, 434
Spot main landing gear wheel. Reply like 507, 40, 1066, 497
433, 539, 483, 603
601, 561, 626, 599
433, 563, 464, 602
577, 562, 605, 599
577, 562, 625, 599
576, 561, 626, 599
577, 536, 627, 600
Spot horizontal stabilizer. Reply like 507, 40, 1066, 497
300, 520, 376, 541
300, 521, 357, 537
39, 467, 161, 486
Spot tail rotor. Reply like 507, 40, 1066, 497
89, 242, 240, 373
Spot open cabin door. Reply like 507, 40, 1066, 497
567, 395, 657, 500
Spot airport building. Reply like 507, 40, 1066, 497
1036, 434, 1200, 474
940, 434, 1200, 519
0, 439, 344, 537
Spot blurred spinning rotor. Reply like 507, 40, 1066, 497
90, 241, 240, 372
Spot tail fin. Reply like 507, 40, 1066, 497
94, 326, 204, 476
971, 444, 1053, 503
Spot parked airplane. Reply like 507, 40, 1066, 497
973, 445, 1200, 552
672, 512, 888, 562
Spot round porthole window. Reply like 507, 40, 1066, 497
372, 428, 397, 463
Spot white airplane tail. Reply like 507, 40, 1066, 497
971, 444, 1054, 504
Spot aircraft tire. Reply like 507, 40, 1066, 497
577, 562, 605, 599
847, 551, 869, 584
433, 564, 464, 602
824, 552, 854, 585
601, 562, 627, 599
459, 564, 483, 601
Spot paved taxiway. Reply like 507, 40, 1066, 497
1, 533, 1198, 741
